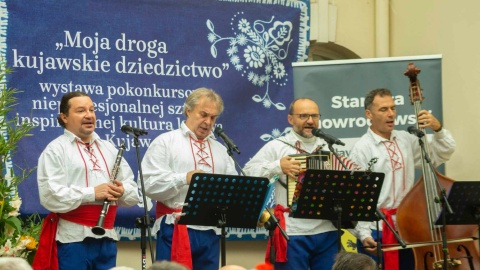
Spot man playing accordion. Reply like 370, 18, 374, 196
244, 98, 360, 270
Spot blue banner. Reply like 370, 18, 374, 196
3, 0, 309, 240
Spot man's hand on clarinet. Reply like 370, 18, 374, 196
109, 179, 124, 199
94, 180, 124, 201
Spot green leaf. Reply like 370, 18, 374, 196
5, 216, 22, 232
0, 59, 42, 256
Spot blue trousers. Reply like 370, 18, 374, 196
274, 231, 338, 270
57, 237, 117, 270
357, 229, 414, 270
156, 219, 220, 270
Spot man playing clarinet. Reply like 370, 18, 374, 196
34, 92, 139, 270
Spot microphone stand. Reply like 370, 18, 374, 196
375, 208, 407, 266
375, 209, 406, 248
417, 136, 454, 270
225, 144, 246, 176
326, 142, 353, 252
375, 214, 383, 270
327, 143, 348, 171
216, 143, 244, 266
364, 210, 406, 269
221, 139, 290, 265
132, 135, 155, 270
263, 207, 290, 265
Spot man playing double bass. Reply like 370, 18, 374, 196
349, 88, 456, 270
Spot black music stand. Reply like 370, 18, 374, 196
178, 173, 271, 267
290, 169, 385, 252
435, 180, 480, 263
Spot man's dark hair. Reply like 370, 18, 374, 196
57, 92, 90, 128
364, 88, 392, 110
332, 251, 377, 270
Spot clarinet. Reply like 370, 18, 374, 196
92, 142, 126, 236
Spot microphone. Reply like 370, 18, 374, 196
214, 126, 240, 154
311, 128, 345, 146
407, 126, 424, 138
121, 125, 148, 136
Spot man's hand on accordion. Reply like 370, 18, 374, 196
280, 156, 301, 179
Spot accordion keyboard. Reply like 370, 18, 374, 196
287, 152, 332, 206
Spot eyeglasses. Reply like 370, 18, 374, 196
290, 114, 321, 120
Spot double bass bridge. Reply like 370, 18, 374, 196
432, 258, 461, 269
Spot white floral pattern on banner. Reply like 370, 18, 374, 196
208, 13, 295, 110
260, 127, 292, 142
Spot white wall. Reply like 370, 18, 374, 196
390, 0, 480, 181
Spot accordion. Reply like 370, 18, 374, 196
286, 151, 332, 207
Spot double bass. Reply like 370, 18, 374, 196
396, 63, 480, 269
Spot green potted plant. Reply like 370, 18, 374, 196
0, 62, 42, 264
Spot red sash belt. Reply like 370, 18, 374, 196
381, 208, 399, 270
32, 212, 59, 270
32, 204, 117, 270
62, 204, 118, 228
265, 204, 290, 263
156, 201, 192, 270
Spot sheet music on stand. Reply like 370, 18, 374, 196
178, 173, 272, 229
434, 180, 480, 267
290, 169, 385, 222
289, 169, 385, 252
435, 181, 480, 226
177, 173, 272, 267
